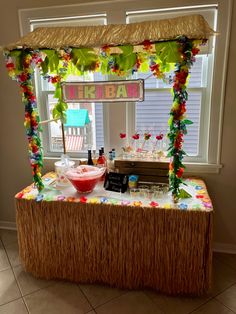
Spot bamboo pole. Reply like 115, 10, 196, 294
39, 117, 60, 125
61, 122, 66, 155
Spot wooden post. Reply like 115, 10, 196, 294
61, 122, 66, 155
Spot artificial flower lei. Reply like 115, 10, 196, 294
167, 37, 200, 200
4, 37, 202, 193
5, 50, 44, 190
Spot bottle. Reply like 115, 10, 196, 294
111, 148, 116, 160
92, 150, 97, 165
97, 149, 106, 167
97, 149, 106, 180
107, 151, 115, 173
100, 146, 107, 166
101, 146, 107, 161
108, 151, 113, 161
87, 150, 94, 166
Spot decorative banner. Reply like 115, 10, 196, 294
61, 79, 144, 103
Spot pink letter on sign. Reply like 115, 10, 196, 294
127, 83, 139, 98
96, 85, 103, 99
68, 86, 76, 100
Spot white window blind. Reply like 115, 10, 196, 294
30, 14, 106, 29
133, 56, 205, 156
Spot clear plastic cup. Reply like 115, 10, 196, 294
130, 188, 140, 198
139, 188, 149, 198
145, 190, 155, 200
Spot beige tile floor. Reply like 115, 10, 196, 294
0, 229, 236, 314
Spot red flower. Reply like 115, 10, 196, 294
112, 65, 119, 73
63, 54, 71, 62
18, 73, 28, 82
16, 192, 24, 199
150, 63, 158, 72
132, 133, 140, 140
31, 119, 38, 128
156, 133, 163, 140
196, 195, 204, 199
174, 133, 183, 149
179, 103, 186, 115
173, 82, 181, 92
25, 112, 31, 119
150, 63, 162, 78
101, 45, 110, 53
80, 196, 87, 203
136, 58, 141, 69
31, 145, 38, 153
175, 70, 188, 85
143, 40, 152, 51
6, 62, 14, 70
192, 47, 200, 56
50, 76, 61, 84
21, 85, 30, 93
29, 95, 36, 102
150, 201, 159, 207
176, 167, 184, 178
32, 53, 43, 64
119, 133, 126, 139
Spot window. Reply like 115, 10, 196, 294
126, 7, 216, 162
19, 0, 232, 172
32, 15, 107, 156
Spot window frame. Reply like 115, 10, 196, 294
19, 0, 233, 173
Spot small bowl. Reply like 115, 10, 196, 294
65, 165, 106, 193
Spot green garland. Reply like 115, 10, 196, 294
167, 37, 200, 200
4, 39, 202, 193
6, 50, 44, 190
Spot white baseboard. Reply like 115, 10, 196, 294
0, 221, 17, 230
0, 221, 235, 254
213, 242, 236, 254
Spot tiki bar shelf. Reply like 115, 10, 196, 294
15, 173, 213, 295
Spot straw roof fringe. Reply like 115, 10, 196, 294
5, 14, 214, 51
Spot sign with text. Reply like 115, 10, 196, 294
61, 79, 144, 103
104, 172, 128, 193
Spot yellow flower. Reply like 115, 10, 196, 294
89, 198, 99, 204
25, 194, 34, 200
197, 190, 206, 195
132, 201, 142, 207
163, 203, 172, 209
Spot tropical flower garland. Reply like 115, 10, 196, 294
168, 37, 200, 200
5, 51, 44, 190
4, 38, 202, 193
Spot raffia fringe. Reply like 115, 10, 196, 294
6, 14, 214, 50
16, 199, 212, 295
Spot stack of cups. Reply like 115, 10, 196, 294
54, 155, 75, 187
